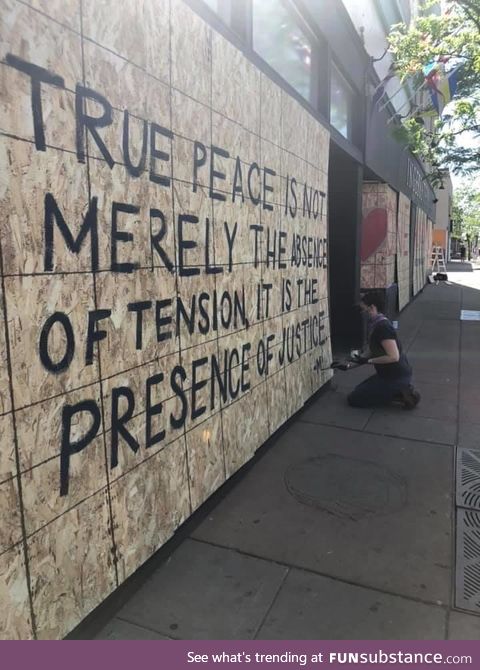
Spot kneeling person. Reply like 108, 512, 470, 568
348, 291, 420, 410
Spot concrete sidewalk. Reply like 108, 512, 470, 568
72, 262, 480, 640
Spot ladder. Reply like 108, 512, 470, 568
431, 245, 447, 273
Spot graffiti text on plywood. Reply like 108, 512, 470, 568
6, 54, 326, 219
4, 53, 331, 499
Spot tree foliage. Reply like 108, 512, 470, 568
452, 183, 480, 256
387, 0, 480, 184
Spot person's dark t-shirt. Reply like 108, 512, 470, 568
369, 319, 412, 380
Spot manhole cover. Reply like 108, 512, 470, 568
457, 449, 480, 511
284, 454, 407, 521
455, 509, 480, 612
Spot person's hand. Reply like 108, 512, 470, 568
349, 353, 369, 364
330, 361, 351, 371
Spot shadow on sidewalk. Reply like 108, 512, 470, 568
447, 260, 474, 272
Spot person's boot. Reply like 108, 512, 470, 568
391, 392, 405, 407
400, 385, 421, 410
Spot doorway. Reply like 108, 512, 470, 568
327, 142, 363, 355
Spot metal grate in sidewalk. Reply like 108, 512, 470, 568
455, 509, 480, 612
456, 449, 480, 511
455, 448, 480, 612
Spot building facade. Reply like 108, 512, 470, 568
0, 0, 435, 639
433, 174, 453, 260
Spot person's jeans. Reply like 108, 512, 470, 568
347, 374, 412, 408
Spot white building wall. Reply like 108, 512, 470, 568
342, 0, 411, 114
435, 174, 453, 232
434, 173, 453, 259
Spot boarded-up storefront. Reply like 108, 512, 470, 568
0, 0, 331, 639
397, 193, 411, 311
360, 183, 397, 290
413, 209, 432, 296
361, 183, 432, 310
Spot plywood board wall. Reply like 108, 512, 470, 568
0, 0, 331, 638
397, 193, 411, 311
413, 209, 431, 296
360, 183, 397, 290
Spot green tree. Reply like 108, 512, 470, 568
387, 0, 480, 184
452, 184, 480, 258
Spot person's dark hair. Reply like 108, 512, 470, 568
361, 290, 385, 313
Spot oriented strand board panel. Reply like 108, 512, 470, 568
0, 546, 33, 640
360, 183, 397, 290
397, 193, 411, 311
27, 490, 117, 640
413, 209, 431, 296
0, 0, 332, 638
427, 218, 433, 275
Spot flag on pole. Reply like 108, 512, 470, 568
423, 60, 460, 115
429, 67, 459, 115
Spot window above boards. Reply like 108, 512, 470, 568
330, 64, 354, 140
198, 0, 361, 150
251, 0, 314, 103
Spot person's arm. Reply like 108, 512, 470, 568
368, 339, 400, 365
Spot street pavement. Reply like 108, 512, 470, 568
70, 261, 480, 640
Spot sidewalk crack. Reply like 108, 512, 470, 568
252, 567, 290, 640
361, 410, 375, 431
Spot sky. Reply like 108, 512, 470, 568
450, 130, 480, 190
452, 172, 480, 189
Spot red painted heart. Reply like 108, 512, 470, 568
360, 208, 388, 261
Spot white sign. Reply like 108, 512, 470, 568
460, 310, 480, 321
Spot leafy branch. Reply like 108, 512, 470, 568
387, 0, 480, 182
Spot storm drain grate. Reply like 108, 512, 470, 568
456, 449, 480, 511
455, 509, 480, 612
